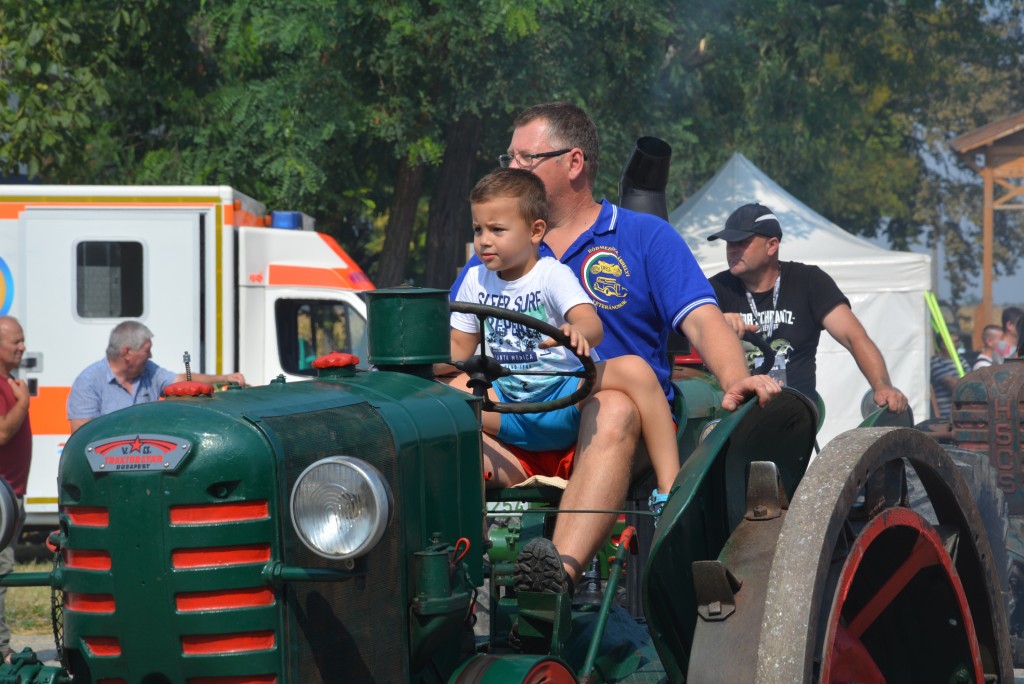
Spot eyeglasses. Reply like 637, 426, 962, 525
498, 148, 581, 169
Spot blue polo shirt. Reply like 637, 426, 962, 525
451, 199, 717, 403
67, 358, 178, 421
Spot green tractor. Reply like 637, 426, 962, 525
0, 285, 1013, 683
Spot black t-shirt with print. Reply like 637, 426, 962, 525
710, 261, 849, 399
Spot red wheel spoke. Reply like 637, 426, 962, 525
823, 507, 984, 683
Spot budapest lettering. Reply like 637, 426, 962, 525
85, 434, 191, 474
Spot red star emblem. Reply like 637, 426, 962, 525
129, 436, 143, 453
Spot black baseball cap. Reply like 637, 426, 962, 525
707, 203, 783, 242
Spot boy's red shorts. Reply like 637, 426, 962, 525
506, 444, 577, 480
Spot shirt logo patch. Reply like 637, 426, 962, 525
581, 248, 629, 310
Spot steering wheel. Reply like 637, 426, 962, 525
742, 331, 777, 376
449, 301, 597, 414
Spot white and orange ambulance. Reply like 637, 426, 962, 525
0, 186, 375, 530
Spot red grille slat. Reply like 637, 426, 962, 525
169, 501, 269, 525
64, 549, 112, 571
83, 636, 121, 656
176, 587, 275, 612
66, 593, 116, 614
181, 631, 275, 655
172, 544, 271, 569
65, 506, 110, 527
189, 677, 276, 684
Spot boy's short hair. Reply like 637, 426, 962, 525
470, 168, 548, 226
982, 324, 1003, 344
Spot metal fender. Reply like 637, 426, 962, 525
642, 388, 818, 681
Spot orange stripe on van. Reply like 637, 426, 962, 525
29, 386, 72, 435
318, 234, 376, 290
0, 204, 27, 220
268, 265, 375, 291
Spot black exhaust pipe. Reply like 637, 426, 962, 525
618, 136, 672, 220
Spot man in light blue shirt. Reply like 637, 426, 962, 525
67, 321, 245, 432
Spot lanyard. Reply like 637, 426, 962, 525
746, 275, 781, 338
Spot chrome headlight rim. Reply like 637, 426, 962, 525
290, 455, 392, 561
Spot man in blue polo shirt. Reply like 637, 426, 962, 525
67, 321, 245, 432
449, 102, 779, 597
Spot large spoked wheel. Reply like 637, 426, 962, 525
757, 428, 1013, 682
449, 301, 596, 414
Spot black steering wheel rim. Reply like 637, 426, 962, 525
449, 301, 597, 414
742, 331, 777, 376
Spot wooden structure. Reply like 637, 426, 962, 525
950, 111, 1024, 345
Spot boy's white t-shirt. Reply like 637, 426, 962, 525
451, 257, 594, 403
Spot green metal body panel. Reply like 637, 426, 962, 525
48, 367, 484, 683
643, 388, 818, 682
365, 287, 451, 367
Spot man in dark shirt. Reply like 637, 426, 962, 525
708, 203, 908, 412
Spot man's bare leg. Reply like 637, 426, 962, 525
551, 389, 643, 583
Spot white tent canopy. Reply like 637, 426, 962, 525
669, 152, 932, 446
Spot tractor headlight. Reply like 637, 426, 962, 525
290, 456, 392, 560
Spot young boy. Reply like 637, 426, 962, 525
449, 168, 679, 517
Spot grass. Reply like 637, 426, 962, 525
6, 560, 55, 636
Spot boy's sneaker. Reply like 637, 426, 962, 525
649, 488, 670, 525
514, 537, 568, 594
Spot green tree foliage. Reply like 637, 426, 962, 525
661, 0, 1024, 304
1, 0, 1020, 301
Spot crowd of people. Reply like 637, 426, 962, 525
929, 306, 1022, 422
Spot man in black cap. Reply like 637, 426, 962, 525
708, 203, 908, 412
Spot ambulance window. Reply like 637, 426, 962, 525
76, 241, 144, 318
275, 299, 367, 376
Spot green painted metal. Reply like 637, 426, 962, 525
515, 591, 573, 657
579, 528, 634, 679
642, 388, 818, 682
15, 359, 486, 683
365, 287, 451, 366
671, 367, 726, 457
0, 650, 71, 683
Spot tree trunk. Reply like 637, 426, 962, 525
423, 112, 483, 289
375, 156, 424, 287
